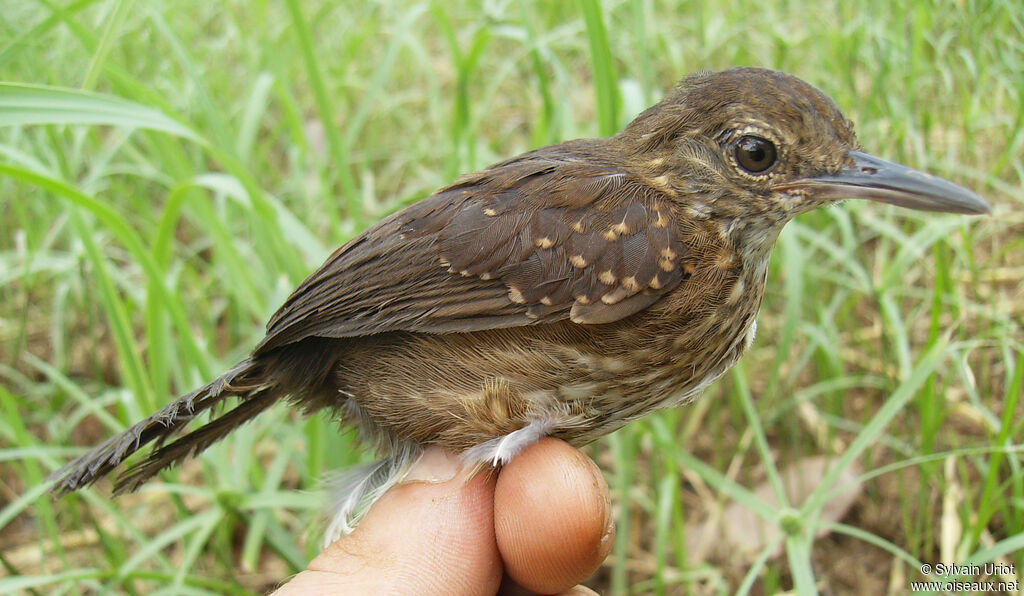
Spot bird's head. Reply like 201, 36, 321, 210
619, 67, 989, 245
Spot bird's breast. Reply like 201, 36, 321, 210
563, 262, 766, 440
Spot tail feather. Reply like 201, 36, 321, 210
49, 358, 272, 495
113, 387, 278, 494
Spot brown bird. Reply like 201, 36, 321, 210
50, 67, 988, 536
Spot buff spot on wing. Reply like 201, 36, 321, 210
651, 175, 671, 189
727, 279, 746, 303
652, 209, 669, 228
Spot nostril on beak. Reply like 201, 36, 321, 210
860, 166, 878, 175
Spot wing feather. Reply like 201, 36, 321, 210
255, 146, 694, 355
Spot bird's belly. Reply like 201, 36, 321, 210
332, 309, 759, 451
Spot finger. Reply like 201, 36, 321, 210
498, 574, 601, 596
494, 438, 613, 594
274, 448, 502, 595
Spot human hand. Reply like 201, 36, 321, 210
273, 437, 613, 595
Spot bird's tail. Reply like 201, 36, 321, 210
49, 358, 278, 495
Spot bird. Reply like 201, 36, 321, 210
49, 67, 989, 537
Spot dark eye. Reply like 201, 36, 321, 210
734, 135, 777, 173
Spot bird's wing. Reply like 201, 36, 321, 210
254, 150, 694, 355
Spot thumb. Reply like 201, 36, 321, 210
274, 448, 502, 595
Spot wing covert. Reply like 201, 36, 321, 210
255, 149, 695, 355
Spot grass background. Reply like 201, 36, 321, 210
1, 0, 1022, 594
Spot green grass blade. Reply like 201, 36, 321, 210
802, 337, 950, 516
282, 0, 355, 225
0, 84, 200, 140
0, 163, 214, 380
579, 0, 619, 136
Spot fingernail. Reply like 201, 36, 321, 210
404, 446, 463, 483
601, 503, 615, 544
590, 460, 615, 544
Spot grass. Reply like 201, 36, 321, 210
1, 0, 1022, 594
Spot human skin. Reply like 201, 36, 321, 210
273, 438, 613, 595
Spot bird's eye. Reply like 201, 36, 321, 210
734, 135, 777, 174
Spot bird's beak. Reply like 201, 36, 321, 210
781, 150, 990, 215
